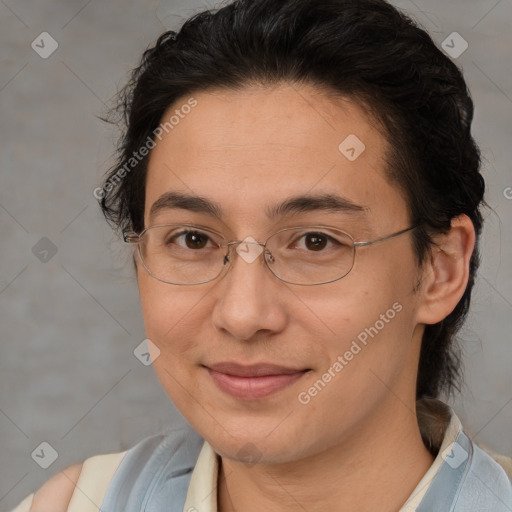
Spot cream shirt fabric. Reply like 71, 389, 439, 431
183, 413, 462, 512
9, 407, 510, 511
8, 451, 126, 512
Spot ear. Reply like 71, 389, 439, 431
416, 214, 476, 325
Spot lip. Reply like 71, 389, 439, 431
205, 362, 310, 400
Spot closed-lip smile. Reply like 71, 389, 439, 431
204, 362, 310, 400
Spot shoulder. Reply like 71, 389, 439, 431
30, 463, 83, 512
23, 429, 203, 512
28, 449, 130, 512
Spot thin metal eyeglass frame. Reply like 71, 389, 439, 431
123, 223, 419, 286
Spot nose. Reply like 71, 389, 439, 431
211, 238, 287, 341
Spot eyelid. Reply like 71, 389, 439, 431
149, 221, 367, 241
289, 232, 341, 248
153, 222, 227, 238
166, 225, 224, 245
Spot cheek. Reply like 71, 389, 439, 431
137, 270, 200, 355
137, 273, 202, 408
306, 259, 418, 383
138, 274, 168, 338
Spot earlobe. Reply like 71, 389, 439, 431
416, 214, 476, 325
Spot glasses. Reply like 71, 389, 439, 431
123, 223, 418, 286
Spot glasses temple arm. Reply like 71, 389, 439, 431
354, 225, 419, 247
123, 232, 140, 244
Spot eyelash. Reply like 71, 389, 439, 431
167, 229, 343, 251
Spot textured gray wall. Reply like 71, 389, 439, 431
0, 0, 511, 509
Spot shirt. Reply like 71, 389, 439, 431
182, 406, 460, 511
8, 398, 512, 511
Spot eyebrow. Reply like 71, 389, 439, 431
149, 191, 368, 221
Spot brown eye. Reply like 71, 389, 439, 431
304, 233, 328, 251
293, 232, 340, 252
167, 230, 213, 250
183, 232, 209, 249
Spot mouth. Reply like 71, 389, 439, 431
203, 362, 311, 400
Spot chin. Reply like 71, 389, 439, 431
190, 412, 312, 464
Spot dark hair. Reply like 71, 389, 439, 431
99, 0, 485, 399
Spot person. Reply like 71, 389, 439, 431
11, 0, 512, 510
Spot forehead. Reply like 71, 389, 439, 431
144, 83, 408, 231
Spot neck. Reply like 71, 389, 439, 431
218, 398, 434, 512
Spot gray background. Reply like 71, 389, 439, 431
0, 0, 511, 509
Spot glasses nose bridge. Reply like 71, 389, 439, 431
225, 239, 266, 248
223, 238, 272, 265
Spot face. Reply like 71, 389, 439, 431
136, 83, 425, 464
